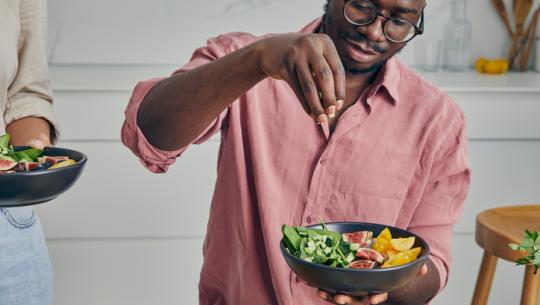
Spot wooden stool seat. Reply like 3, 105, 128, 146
471, 204, 540, 305
476, 205, 540, 262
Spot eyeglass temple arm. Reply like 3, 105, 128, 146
417, 11, 424, 34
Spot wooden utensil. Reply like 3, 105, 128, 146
518, 6, 540, 70
492, 0, 514, 36
508, 0, 533, 68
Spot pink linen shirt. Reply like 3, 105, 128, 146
121, 19, 470, 305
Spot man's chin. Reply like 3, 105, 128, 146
344, 61, 386, 75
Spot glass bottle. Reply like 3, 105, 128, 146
443, 0, 472, 71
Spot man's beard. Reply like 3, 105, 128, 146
345, 60, 387, 75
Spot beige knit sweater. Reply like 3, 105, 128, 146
0, 0, 59, 140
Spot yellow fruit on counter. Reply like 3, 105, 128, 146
475, 57, 488, 73
484, 61, 501, 74
475, 57, 509, 74
497, 59, 509, 73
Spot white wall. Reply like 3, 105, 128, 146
47, 0, 540, 66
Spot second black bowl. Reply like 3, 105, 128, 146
280, 222, 430, 297
0, 146, 87, 207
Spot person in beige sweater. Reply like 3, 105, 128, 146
0, 0, 60, 304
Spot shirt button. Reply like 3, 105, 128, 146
306, 216, 314, 223
295, 276, 301, 283
319, 159, 327, 165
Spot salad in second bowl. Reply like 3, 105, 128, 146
282, 222, 422, 270
0, 134, 77, 173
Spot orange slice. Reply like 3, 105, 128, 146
401, 247, 422, 259
382, 252, 416, 268
48, 159, 76, 170
377, 227, 392, 240
386, 249, 399, 259
390, 237, 415, 251
382, 253, 408, 268
372, 237, 390, 254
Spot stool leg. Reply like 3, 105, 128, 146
471, 251, 498, 305
520, 265, 540, 305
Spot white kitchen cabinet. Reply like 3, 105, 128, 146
37, 66, 540, 305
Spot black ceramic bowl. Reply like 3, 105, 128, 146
0, 146, 87, 207
280, 222, 430, 297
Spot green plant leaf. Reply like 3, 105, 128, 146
533, 253, 540, 266
511, 229, 540, 273
0, 134, 9, 149
14, 151, 32, 162
522, 238, 534, 248
17, 148, 42, 161
282, 225, 302, 254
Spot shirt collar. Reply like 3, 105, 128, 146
299, 18, 402, 106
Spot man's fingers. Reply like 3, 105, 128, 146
318, 289, 371, 305
310, 57, 337, 117
418, 263, 428, 276
334, 294, 354, 304
296, 63, 327, 123
322, 40, 346, 110
284, 74, 312, 116
318, 289, 330, 300
369, 293, 388, 304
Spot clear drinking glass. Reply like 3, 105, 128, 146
443, 0, 472, 71
415, 39, 442, 72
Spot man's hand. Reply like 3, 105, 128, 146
317, 264, 429, 305
256, 33, 346, 123
6, 117, 52, 149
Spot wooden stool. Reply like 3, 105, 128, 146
471, 205, 540, 305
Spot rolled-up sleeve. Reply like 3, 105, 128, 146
5, 0, 60, 142
121, 35, 242, 173
407, 114, 471, 294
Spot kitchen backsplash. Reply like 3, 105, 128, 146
46, 0, 540, 67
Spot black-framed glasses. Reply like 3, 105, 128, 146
343, 0, 424, 43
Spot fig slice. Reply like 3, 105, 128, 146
0, 159, 17, 171
348, 259, 376, 269
356, 248, 385, 264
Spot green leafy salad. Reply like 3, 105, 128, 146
0, 134, 75, 173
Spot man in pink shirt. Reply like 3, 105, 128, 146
122, 0, 470, 304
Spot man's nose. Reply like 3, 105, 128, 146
357, 16, 386, 43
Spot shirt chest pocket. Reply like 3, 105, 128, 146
320, 150, 415, 226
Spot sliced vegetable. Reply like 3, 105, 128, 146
17, 148, 43, 161
48, 159, 76, 170
390, 237, 415, 251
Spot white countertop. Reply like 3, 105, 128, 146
48, 64, 540, 93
